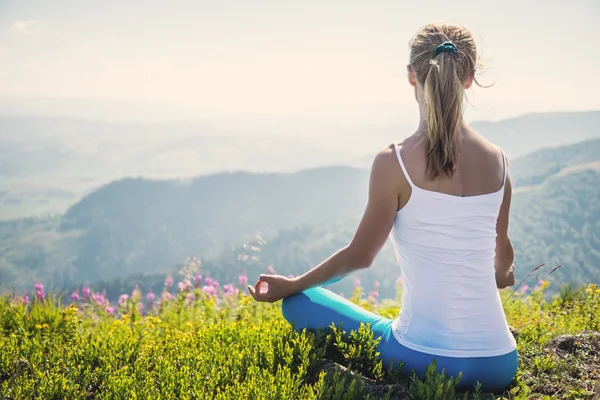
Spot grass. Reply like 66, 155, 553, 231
0, 277, 599, 399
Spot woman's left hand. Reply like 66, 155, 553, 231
247, 274, 299, 303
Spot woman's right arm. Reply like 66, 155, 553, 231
495, 161, 515, 289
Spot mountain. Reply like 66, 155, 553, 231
470, 111, 600, 159
2, 111, 599, 221
1, 137, 599, 297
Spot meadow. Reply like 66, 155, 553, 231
1, 270, 599, 400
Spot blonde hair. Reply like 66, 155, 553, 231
409, 23, 480, 178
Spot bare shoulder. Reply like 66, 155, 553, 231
371, 143, 399, 170
368, 143, 402, 179
468, 130, 507, 164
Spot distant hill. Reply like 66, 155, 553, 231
2, 111, 599, 220
471, 111, 600, 159
1, 138, 599, 297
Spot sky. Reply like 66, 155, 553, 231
0, 0, 599, 124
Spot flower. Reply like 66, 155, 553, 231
354, 278, 361, 288
21, 294, 29, 305
71, 291, 80, 302
202, 285, 217, 297
268, 266, 275, 274
518, 283, 529, 295
164, 275, 174, 287
238, 274, 248, 286
132, 287, 141, 299
534, 280, 549, 292
34, 284, 45, 302
178, 279, 192, 292
223, 284, 239, 297
211, 280, 219, 288
137, 302, 144, 314
162, 291, 174, 302
118, 294, 129, 307
82, 285, 91, 299
91, 292, 106, 306
204, 277, 213, 287
186, 292, 195, 303
146, 291, 155, 302
105, 306, 115, 314
194, 274, 202, 288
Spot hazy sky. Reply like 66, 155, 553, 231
0, 0, 598, 123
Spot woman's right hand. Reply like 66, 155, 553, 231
496, 264, 515, 289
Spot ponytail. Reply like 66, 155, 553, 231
423, 47, 464, 178
408, 24, 479, 179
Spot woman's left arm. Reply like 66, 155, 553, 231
248, 147, 401, 302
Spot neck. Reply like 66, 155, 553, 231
417, 103, 468, 134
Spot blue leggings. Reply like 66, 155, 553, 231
281, 287, 518, 393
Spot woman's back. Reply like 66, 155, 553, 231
389, 129, 516, 357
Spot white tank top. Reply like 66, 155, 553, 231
389, 142, 517, 358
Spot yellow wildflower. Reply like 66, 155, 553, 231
586, 284, 598, 294
35, 324, 42, 329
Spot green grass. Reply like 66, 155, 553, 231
0, 282, 599, 399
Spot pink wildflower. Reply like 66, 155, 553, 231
164, 275, 174, 287
194, 274, 202, 288
146, 291, 155, 302
34, 283, 45, 302
132, 287, 141, 299
71, 291, 80, 302
238, 274, 248, 286
204, 277, 213, 286
223, 284, 239, 297
91, 292, 106, 306
137, 302, 143, 314
354, 278, 361, 288
105, 306, 115, 314
518, 283, 529, 295
82, 285, 91, 299
178, 279, 192, 292
118, 294, 129, 307
268, 266, 275, 274
202, 285, 217, 297
22, 294, 29, 306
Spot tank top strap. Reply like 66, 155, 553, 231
501, 150, 507, 186
393, 142, 415, 188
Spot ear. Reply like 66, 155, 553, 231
465, 73, 474, 89
407, 65, 416, 87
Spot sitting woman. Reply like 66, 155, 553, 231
247, 22, 518, 393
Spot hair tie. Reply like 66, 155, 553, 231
433, 41, 457, 57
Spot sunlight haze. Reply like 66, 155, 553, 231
0, 0, 598, 124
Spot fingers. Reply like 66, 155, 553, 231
259, 274, 277, 284
247, 284, 268, 302
247, 285, 259, 301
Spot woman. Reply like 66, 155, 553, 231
248, 22, 518, 393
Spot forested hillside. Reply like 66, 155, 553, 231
2, 139, 599, 299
